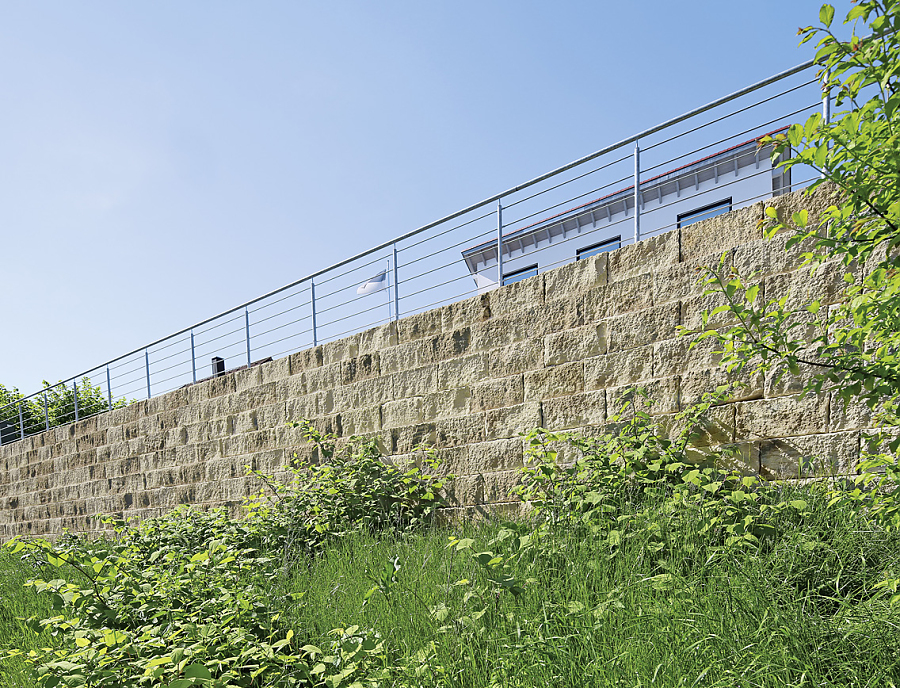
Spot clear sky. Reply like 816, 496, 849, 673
0, 1, 844, 394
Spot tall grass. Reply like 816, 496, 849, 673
274, 485, 900, 687
0, 549, 56, 687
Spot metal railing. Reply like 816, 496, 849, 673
0, 57, 829, 445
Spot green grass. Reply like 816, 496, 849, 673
273, 502, 900, 686
0, 549, 57, 688
2, 485, 899, 687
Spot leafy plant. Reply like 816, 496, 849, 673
246, 420, 452, 557
683, 1, 900, 543
0, 377, 128, 443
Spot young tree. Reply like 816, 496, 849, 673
690, 0, 900, 525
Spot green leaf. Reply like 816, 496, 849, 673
819, 4, 834, 27
184, 664, 212, 680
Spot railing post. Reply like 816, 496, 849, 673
496, 200, 504, 287
106, 365, 113, 412
44, 390, 49, 431
634, 141, 641, 244
822, 69, 831, 179
392, 243, 400, 322
145, 350, 151, 399
245, 307, 252, 369
73, 380, 79, 422
311, 278, 318, 347
18, 401, 24, 440
190, 330, 197, 384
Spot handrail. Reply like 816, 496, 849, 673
0, 57, 819, 416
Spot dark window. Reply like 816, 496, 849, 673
502, 264, 538, 286
677, 198, 732, 228
577, 236, 621, 260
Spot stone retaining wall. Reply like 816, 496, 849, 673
0, 187, 864, 538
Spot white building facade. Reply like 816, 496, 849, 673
463, 133, 791, 292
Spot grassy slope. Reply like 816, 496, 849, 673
1, 488, 898, 687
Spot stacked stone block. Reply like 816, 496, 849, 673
0, 187, 865, 538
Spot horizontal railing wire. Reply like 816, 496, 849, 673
0, 60, 827, 442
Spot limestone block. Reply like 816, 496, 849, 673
470, 376, 524, 412
398, 309, 443, 344
380, 340, 431, 375
470, 314, 532, 352
206, 374, 237, 400
544, 323, 607, 366
606, 378, 678, 416
255, 403, 286, 431
446, 473, 484, 506
605, 303, 680, 353
178, 462, 208, 489
423, 388, 472, 422
339, 377, 394, 409
584, 346, 655, 391
765, 260, 849, 310
731, 231, 820, 280
660, 404, 736, 448
341, 353, 380, 385
321, 333, 361, 366
608, 230, 680, 282
302, 363, 343, 396
679, 289, 754, 331
357, 321, 399, 355
544, 252, 608, 298
435, 414, 486, 447
466, 438, 525, 472
434, 355, 487, 391
485, 402, 543, 441
195, 440, 222, 463
221, 429, 274, 458
382, 397, 425, 429
542, 390, 606, 430
680, 202, 765, 263
652, 334, 720, 378
764, 184, 843, 235
734, 394, 829, 440
233, 366, 263, 394
653, 257, 721, 305
440, 294, 493, 332
828, 395, 876, 432
524, 363, 584, 401
259, 355, 292, 384
197, 396, 228, 423
389, 423, 438, 454
759, 431, 859, 479
204, 456, 246, 482
250, 449, 286, 476
486, 339, 543, 379
763, 361, 821, 399
144, 432, 167, 453
431, 328, 472, 363
288, 346, 324, 374
481, 470, 523, 505
487, 272, 544, 314
680, 368, 764, 408
582, 272, 654, 322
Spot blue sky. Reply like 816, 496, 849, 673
1, 1, 843, 394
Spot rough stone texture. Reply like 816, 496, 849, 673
0, 188, 866, 538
